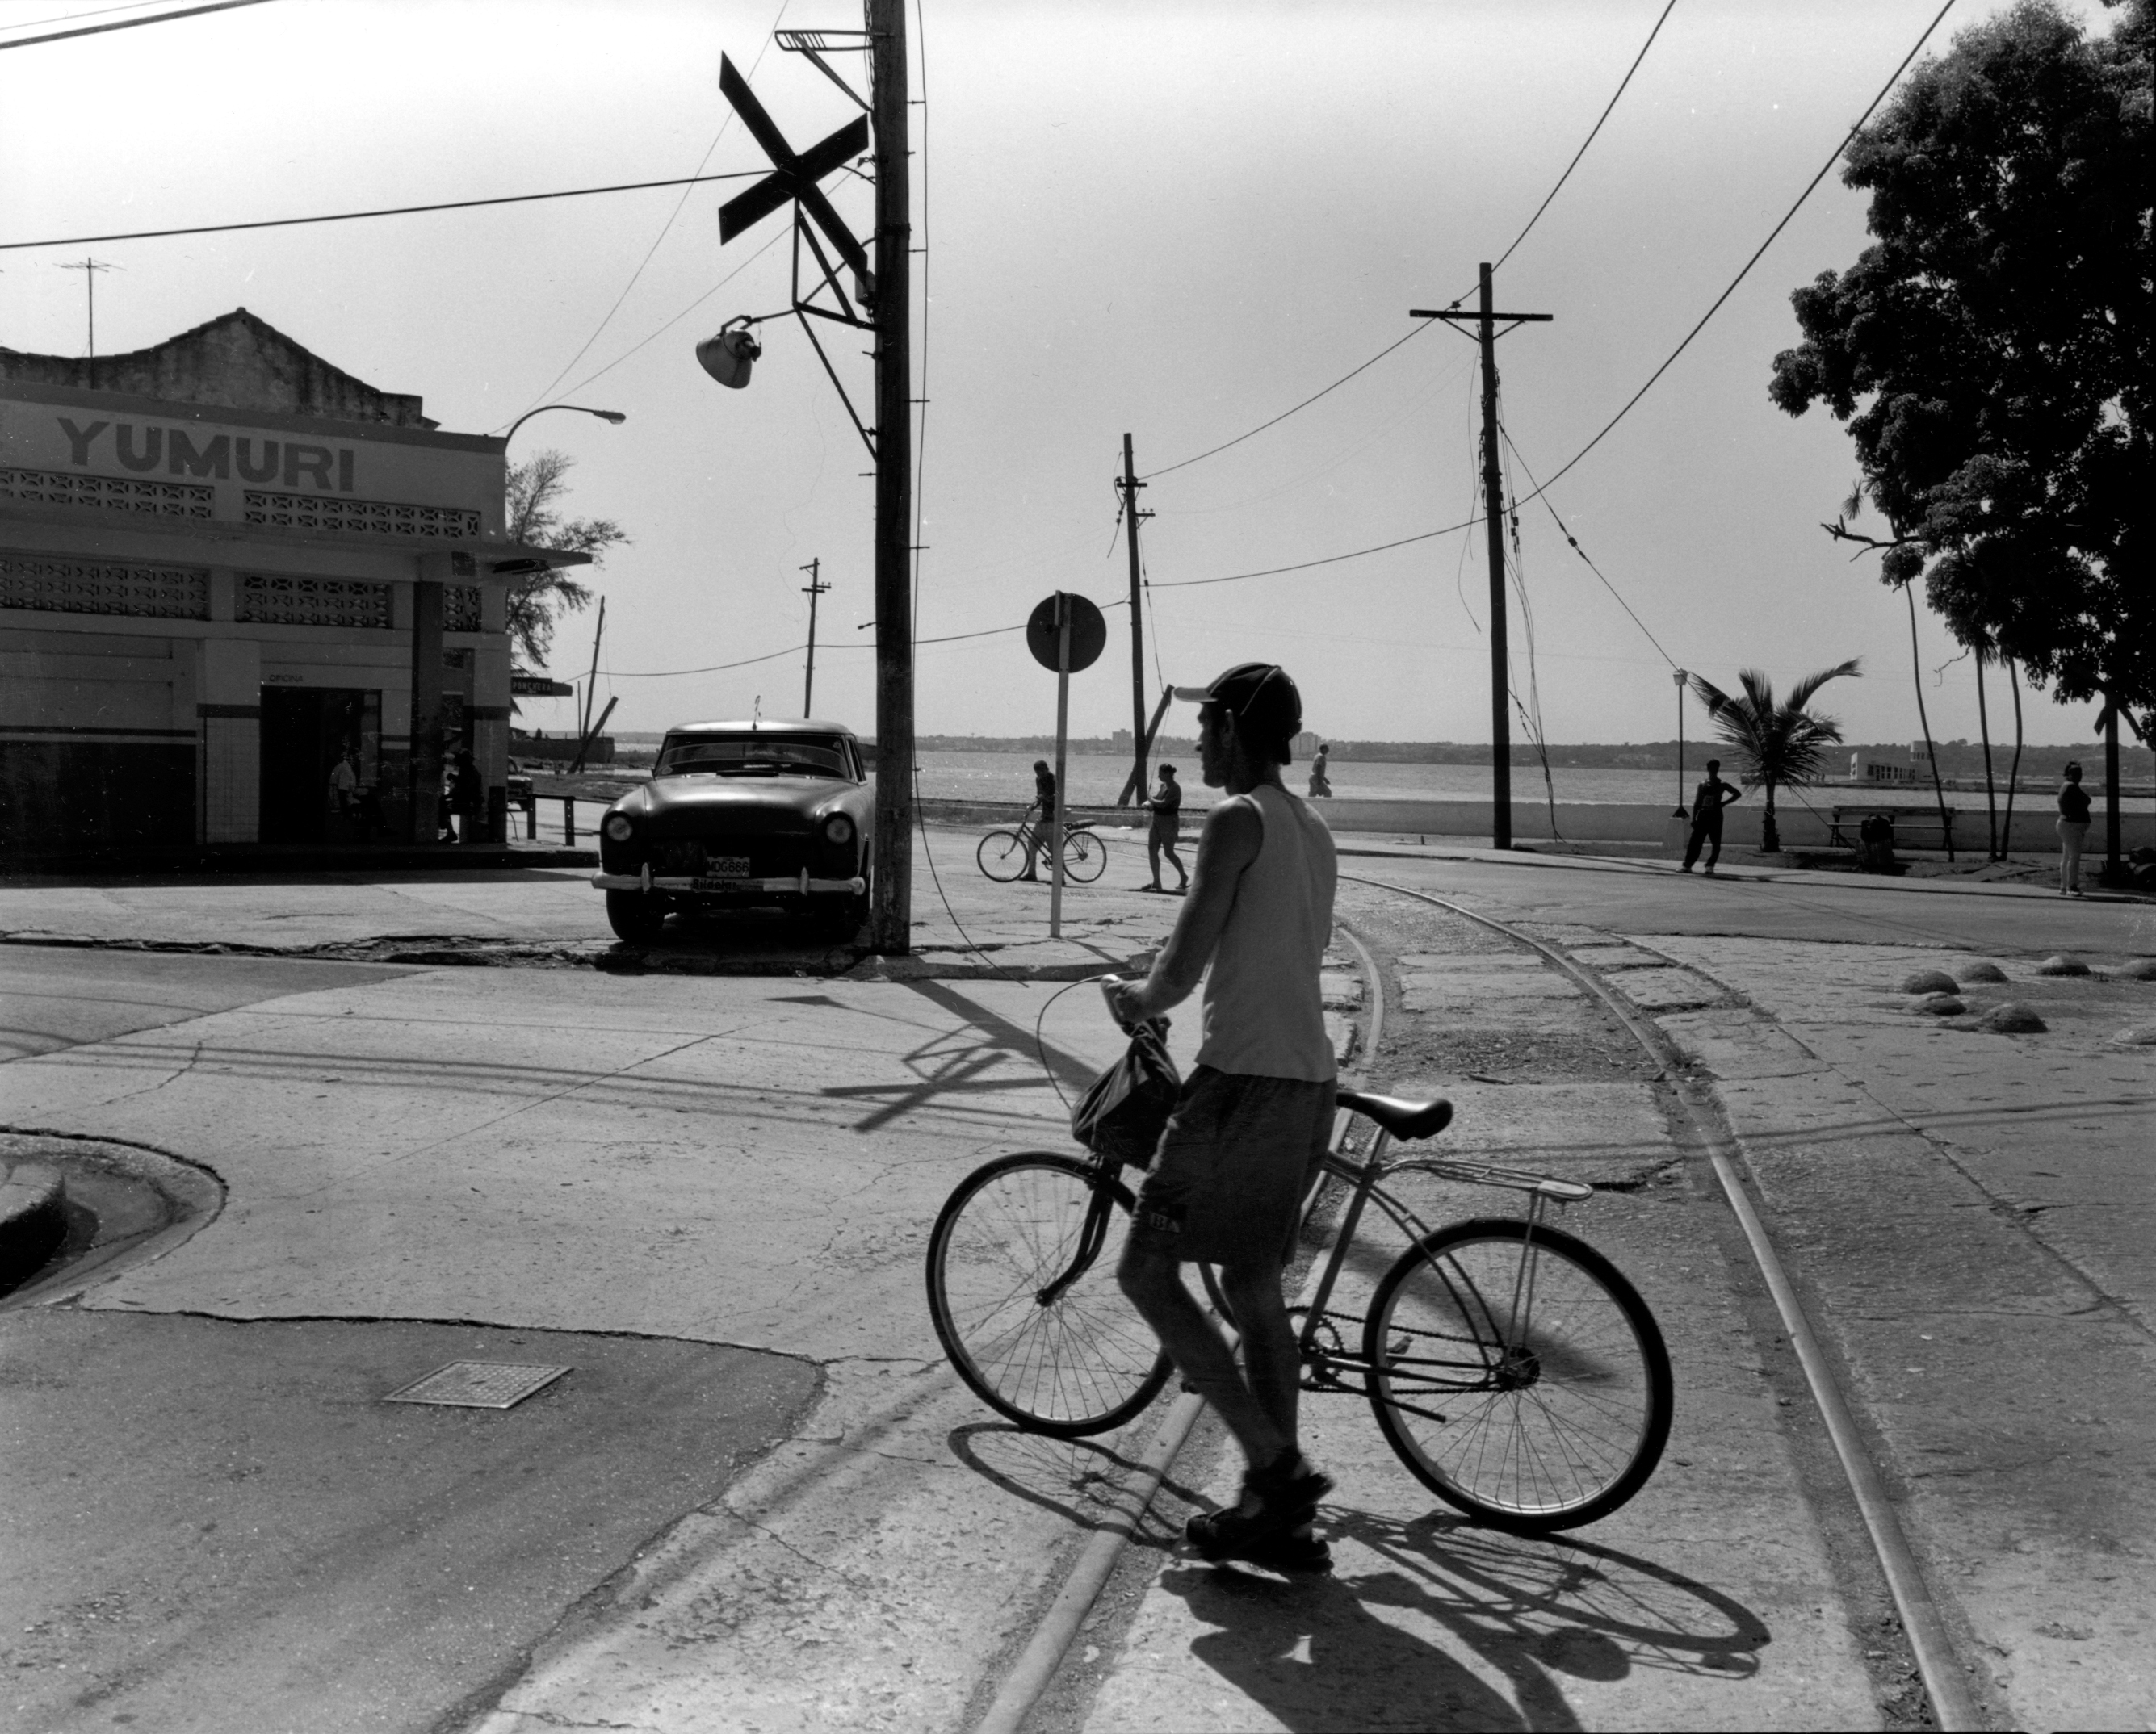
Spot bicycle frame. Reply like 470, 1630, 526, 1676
1290, 1123, 1594, 1411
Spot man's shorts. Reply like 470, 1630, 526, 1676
1130, 1065, 1336, 1267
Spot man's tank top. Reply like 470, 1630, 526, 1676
1197, 782, 1338, 1081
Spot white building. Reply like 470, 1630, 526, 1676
0, 310, 584, 854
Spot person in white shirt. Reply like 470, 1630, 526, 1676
1105, 662, 1337, 1573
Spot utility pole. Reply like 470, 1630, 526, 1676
1414, 265, 1550, 851
868, 0, 914, 953
59, 258, 115, 358
799, 558, 829, 714
1118, 434, 1150, 808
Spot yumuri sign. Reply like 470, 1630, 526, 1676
0, 402, 499, 525
55, 417, 359, 490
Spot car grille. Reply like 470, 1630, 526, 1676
652, 837, 817, 878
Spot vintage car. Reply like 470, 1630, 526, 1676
589, 718, 873, 942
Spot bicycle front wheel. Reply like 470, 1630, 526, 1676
1364, 1217, 1672, 1532
927, 1152, 1172, 1437
976, 830, 1030, 882
1061, 828, 1107, 882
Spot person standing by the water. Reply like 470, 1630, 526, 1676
1144, 764, 1188, 894
1021, 758, 1058, 881
1680, 758, 1743, 874
1307, 743, 1332, 799
2056, 760, 2091, 896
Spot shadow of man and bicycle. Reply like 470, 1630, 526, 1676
1147, 1510, 1767, 1732
950, 1421, 1768, 1733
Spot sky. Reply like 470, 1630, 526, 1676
0, 0, 2123, 748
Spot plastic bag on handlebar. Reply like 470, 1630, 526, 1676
1070, 1016, 1179, 1171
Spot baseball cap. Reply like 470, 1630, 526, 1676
1173, 662, 1302, 743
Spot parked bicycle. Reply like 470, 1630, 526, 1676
975, 802, 1108, 884
925, 1042, 1672, 1533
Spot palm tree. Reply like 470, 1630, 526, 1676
1688, 661, 1861, 853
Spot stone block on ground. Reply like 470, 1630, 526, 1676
2037, 954, 2092, 977
1899, 968, 1961, 995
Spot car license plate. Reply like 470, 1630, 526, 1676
694, 859, 752, 885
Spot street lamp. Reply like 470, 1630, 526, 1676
501, 403, 627, 447
1672, 667, 1690, 816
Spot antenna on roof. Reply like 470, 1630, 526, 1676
57, 257, 119, 358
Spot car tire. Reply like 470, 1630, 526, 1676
606, 890, 668, 944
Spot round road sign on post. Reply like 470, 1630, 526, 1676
1027, 593, 1106, 673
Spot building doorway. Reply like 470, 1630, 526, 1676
259, 687, 380, 844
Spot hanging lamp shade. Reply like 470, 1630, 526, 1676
696, 320, 761, 389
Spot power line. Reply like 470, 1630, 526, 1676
0, 0, 272, 52
1143, 323, 1437, 480
1498, 421, 1679, 668
1147, 520, 1477, 591
512, 0, 793, 421
0, 168, 766, 253
2, 1, 182, 36
1140, 2, 1677, 484
1511, 0, 1959, 510
552, 228, 786, 401
1489, 0, 1677, 275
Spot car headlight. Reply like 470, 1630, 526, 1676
822, 813, 856, 846
603, 814, 634, 843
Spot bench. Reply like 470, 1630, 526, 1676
1827, 806, 1958, 852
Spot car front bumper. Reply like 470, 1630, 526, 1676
592, 868, 866, 897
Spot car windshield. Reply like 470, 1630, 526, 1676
656, 735, 855, 779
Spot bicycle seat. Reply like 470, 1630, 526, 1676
1335, 1091, 1453, 1141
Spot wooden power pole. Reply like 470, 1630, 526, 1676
868, 0, 914, 953
799, 557, 828, 714
1414, 264, 1550, 851
1118, 434, 1149, 808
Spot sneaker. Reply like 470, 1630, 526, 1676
1186, 1453, 1333, 1563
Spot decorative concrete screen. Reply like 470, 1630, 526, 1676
236, 573, 392, 630
242, 492, 480, 540
0, 553, 210, 619
1, 467, 213, 520
444, 584, 482, 632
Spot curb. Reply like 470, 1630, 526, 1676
1332, 840, 2155, 904
0, 1160, 67, 1292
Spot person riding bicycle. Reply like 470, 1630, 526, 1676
1020, 758, 1058, 881
1105, 661, 1338, 1573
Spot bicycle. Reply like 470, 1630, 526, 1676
975, 805, 1108, 884
925, 1074, 1672, 1534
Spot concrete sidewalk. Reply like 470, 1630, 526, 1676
0, 823, 1181, 982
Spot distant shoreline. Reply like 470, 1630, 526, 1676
605, 731, 2150, 781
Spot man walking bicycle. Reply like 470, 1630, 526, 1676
1105, 662, 1338, 1572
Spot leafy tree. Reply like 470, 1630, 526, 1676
1688, 661, 1862, 853
503, 450, 628, 667
1767, 0, 2152, 742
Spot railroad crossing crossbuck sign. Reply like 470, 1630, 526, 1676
717, 55, 871, 295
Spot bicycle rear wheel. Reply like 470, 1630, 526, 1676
927, 1152, 1172, 1437
1364, 1217, 1672, 1532
976, 830, 1030, 882
1061, 828, 1107, 882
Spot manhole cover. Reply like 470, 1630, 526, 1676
384, 1361, 572, 1409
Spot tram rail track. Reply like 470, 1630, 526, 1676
1340, 873, 1982, 1731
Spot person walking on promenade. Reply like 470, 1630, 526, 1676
1143, 764, 1188, 894
1020, 758, 1058, 881
1680, 757, 1743, 874
1106, 661, 1338, 1573
2056, 760, 2092, 896
1307, 742, 1332, 798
